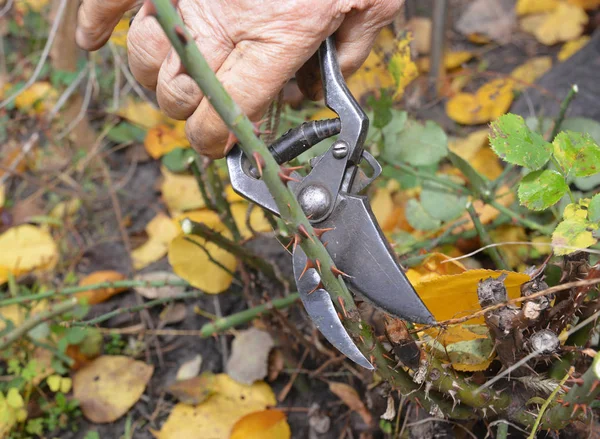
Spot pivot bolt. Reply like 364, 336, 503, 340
332, 141, 349, 159
298, 184, 331, 220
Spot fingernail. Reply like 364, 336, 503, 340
129, 15, 135, 27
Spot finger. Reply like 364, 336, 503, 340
297, 2, 401, 101
127, 3, 171, 90
156, 33, 232, 120
185, 42, 302, 158
76, 0, 141, 51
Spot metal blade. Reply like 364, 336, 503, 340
292, 245, 374, 370
316, 193, 435, 325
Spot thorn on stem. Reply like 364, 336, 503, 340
331, 265, 351, 278
252, 152, 265, 178
174, 25, 188, 45
298, 259, 316, 280
308, 281, 324, 295
337, 297, 347, 318
313, 227, 334, 240
223, 132, 238, 156
297, 224, 313, 242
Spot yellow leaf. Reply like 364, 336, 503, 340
558, 35, 591, 61
489, 225, 528, 269
132, 212, 180, 270
389, 35, 419, 99
60, 377, 72, 393
230, 410, 291, 439
521, 3, 588, 45
0, 393, 18, 436
15, 0, 48, 13
552, 216, 598, 256
144, 122, 190, 159
516, 0, 559, 15
49, 198, 81, 221
415, 269, 530, 324
117, 97, 170, 129
76, 270, 127, 305
0, 225, 57, 281
446, 79, 514, 125
0, 301, 47, 332
160, 166, 206, 215
109, 18, 129, 48
406, 252, 467, 285
6, 388, 24, 409
564, 198, 591, 220
310, 107, 337, 122
346, 51, 395, 101
567, 0, 600, 9
371, 187, 395, 233
407, 17, 432, 54
14, 82, 58, 115
510, 57, 552, 91
417, 51, 474, 72
47, 375, 61, 392
448, 129, 504, 180
225, 185, 245, 204
73, 355, 153, 423
168, 232, 236, 294
0, 184, 4, 208
153, 374, 276, 439
470, 147, 504, 180
231, 203, 272, 239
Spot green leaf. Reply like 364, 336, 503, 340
162, 147, 196, 173
561, 117, 600, 144
448, 151, 489, 196
382, 119, 447, 167
553, 131, 600, 177
518, 170, 568, 211
405, 199, 441, 231
490, 114, 552, 170
589, 194, 600, 223
367, 92, 393, 129
420, 179, 468, 222
107, 122, 146, 144
65, 327, 87, 345
552, 217, 598, 256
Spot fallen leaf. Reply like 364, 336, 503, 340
230, 410, 291, 439
449, 130, 504, 180
109, 18, 129, 48
166, 373, 217, 405
0, 224, 58, 283
521, 3, 588, 45
406, 252, 467, 286
226, 328, 275, 385
407, 17, 432, 54
0, 184, 4, 208
417, 51, 474, 72
372, 187, 396, 233
155, 374, 276, 439
456, 0, 516, 44
168, 231, 236, 294
328, 381, 372, 425
388, 34, 419, 99
117, 97, 169, 130
516, 0, 559, 15
144, 122, 190, 159
347, 51, 394, 101
47, 375, 72, 393
427, 333, 495, 371
134, 271, 186, 299
451, 185, 515, 234
558, 36, 591, 61
415, 269, 530, 324
231, 203, 272, 239
76, 270, 127, 305
160, 167, 206, 215
446, 79, 515, 125
132, 213, 180, 270
489, 225, 529, 270
159, 303, 187, 324
49, 198, 81, 222
510, 57, 552, 90
567, 0, 600, 9
14, 82, 58, 115
73, 355, 153, 423
176, 354, 203, 381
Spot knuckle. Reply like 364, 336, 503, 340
157, 77, 200, 120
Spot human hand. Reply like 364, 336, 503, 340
76, 0, 403, 158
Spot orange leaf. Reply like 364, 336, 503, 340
76, 271, 127, 305
230, 409, 291, 439
144, 122, 189, 159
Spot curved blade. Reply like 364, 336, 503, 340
292, 246, 373, 370
317, 193, 435, 325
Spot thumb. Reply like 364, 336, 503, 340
76, 0, 142, 51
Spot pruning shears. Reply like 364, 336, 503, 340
226, 36, 434, 370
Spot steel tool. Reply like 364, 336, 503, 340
227, 35, 434, 370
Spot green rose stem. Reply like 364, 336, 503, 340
146, 0, 586, 429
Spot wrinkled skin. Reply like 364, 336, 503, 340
76, 0, 403, 158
